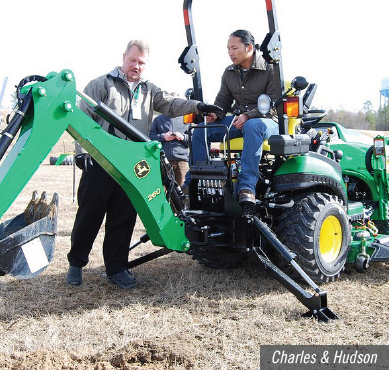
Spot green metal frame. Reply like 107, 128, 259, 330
0, 70, 189, 252
273, 153, 346, 199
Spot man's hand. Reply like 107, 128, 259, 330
173, 131, 184, 141
232, 114, 249, 130
164, 132, 176, 141
75, 153, 93, 172
197, 102, 223, 115
164, 131, 185, 141
205, 113, 218, 123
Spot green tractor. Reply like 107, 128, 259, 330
1, 0, 388, 322
179, 0, 389, 283
308, 122, 389, 274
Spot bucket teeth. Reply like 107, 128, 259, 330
49, 193, 59, 219
35, 191, 49, 221
23, 190, 39, 225
23, 191, 59, 225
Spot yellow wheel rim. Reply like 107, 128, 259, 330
319, 215, 342, 263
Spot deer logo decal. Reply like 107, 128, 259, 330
134, 160, 150, 179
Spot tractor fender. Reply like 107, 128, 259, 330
273, 152, 347, 203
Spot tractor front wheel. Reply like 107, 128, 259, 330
277, 192, 349, 283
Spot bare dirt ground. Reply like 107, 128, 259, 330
1, 133, 389, 370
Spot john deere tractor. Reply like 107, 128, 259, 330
1, 0, 389, 322
178, 0, 389, 282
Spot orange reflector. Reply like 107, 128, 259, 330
284, 97, 300, 118
183, 113, 195, 124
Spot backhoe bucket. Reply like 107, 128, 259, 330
0, 191, 59, 279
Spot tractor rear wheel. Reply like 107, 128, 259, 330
277, 192, 349, 283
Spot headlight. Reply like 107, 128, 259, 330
257, 94, 271, 115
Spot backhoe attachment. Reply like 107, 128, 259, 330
0, 191, 59, 279
0, 70, 189, 278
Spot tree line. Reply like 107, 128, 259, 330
321, 100, 389, 131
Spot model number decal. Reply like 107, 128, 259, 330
148, 188, 161, 201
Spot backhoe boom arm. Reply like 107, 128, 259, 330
0, 70, 189, 253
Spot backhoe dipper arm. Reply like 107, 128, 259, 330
0, 70, 189, 253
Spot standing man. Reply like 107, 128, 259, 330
67, 40, 220, 288
188, 30, 278, 204
149, 93, 189, 187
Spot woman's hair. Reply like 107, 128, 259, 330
230, 29, 260, 50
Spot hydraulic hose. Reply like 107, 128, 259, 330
0, 90, 33, 161
0, 75, 47, 161
93, 101, 150, 143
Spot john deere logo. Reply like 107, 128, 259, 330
134, 160, 150, 179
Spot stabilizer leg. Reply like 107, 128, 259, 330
252, 216, 338, 321
253, 249, 338, 321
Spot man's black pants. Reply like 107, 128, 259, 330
68, 161, 137, 276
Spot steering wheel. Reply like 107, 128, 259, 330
302, 109, 327, 128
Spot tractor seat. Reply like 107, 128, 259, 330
218, 116, 302, 153
219, 137, 270, 152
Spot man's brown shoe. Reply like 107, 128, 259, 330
239, 189, 255, 205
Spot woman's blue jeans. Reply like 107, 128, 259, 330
190, 116, 279, 194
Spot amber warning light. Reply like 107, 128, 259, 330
183, 113, 195, 124
284, 96, 300, 118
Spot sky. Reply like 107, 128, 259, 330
1, 0, 389, 112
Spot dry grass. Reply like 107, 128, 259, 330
0, 134, 389, 369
